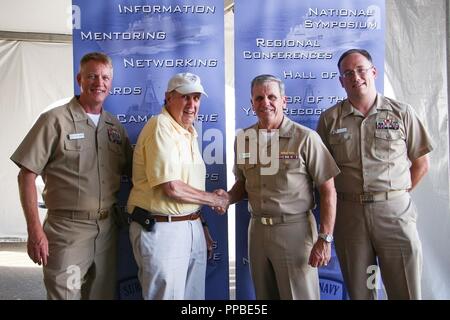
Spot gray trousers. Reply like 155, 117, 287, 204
129, 218, 206, 300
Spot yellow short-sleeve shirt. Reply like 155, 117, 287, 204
127, 107, 205, 215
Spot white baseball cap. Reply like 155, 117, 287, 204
166, 72, 208, 97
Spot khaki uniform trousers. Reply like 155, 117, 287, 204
42, 210, 117, 300
248, 211, 320, 300
334, 193, 422, 300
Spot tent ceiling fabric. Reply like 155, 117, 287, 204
0, 31, 71, 43
0, 0, 72, 34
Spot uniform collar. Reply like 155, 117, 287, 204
341, 93, 392, 117
246, 116, 294, 142
278, 116, 296, 138
373, 93, 393, 112
68, 96, 113, 130
161, 106, 198, 138
340, 100, 355, 118
68, 96, 89, 122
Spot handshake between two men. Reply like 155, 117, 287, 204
210, 188, 231, 215
209, 179, 247, 215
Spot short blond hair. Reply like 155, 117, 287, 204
79, 52, 113, 74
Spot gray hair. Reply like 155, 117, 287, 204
251, 74, 285, 96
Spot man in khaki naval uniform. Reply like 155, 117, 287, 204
217, 75, 340, 299
10, 52, 132, 299
317, 49, 433, 300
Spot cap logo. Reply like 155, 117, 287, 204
186, 74, 198, 83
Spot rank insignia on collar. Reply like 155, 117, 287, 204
376, 119, 400, 130
107, 127, 122, 144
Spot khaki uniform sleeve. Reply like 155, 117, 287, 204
404, 105, 434, 161
303, 130, 340, 187
145, 120, 182, 188
10, 112, 58, 174
232, 136, 245, 182
316, 113, 331, 150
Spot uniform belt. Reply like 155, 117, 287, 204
48, 209, 110, 220
252, 211, 310, 226
337, 190, 407, 204
152, 210, 201, 223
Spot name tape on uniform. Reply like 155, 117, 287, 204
332, 128, 347, 134
68, 133, 85, 140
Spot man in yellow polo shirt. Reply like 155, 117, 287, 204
127, 72, 228, 300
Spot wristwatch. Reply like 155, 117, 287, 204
318, 233, 334, 243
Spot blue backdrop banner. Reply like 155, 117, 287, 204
234, 0, 385, 300
72, 0, 228, 299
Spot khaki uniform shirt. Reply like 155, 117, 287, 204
234, 116, 340, 215
127, 107, 205, 215
11, 96, 132, 211
317, 94, 433, 193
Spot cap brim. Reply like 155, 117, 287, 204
175, 85, 208, 97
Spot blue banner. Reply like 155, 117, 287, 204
234, 0, 385, 300
72, 0, 228, 299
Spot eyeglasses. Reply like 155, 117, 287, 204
340, 66, 374, 79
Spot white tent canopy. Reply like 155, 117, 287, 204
0, 0, 73, 241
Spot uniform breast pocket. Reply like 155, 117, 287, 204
328, 133, 358, 164
240, 163, 259, 190
276, 159, 306, 189
108, 143, 123, 156
64, 139, 82, 151
64, 140, 83, 172
108, 143, 125, 171
374, 130, 406, 160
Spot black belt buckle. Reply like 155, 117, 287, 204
360, 193, 374, 203
131, 207, 155, 232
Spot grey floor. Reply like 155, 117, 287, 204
0, 242, 236, 300
0, 242, 46, 300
